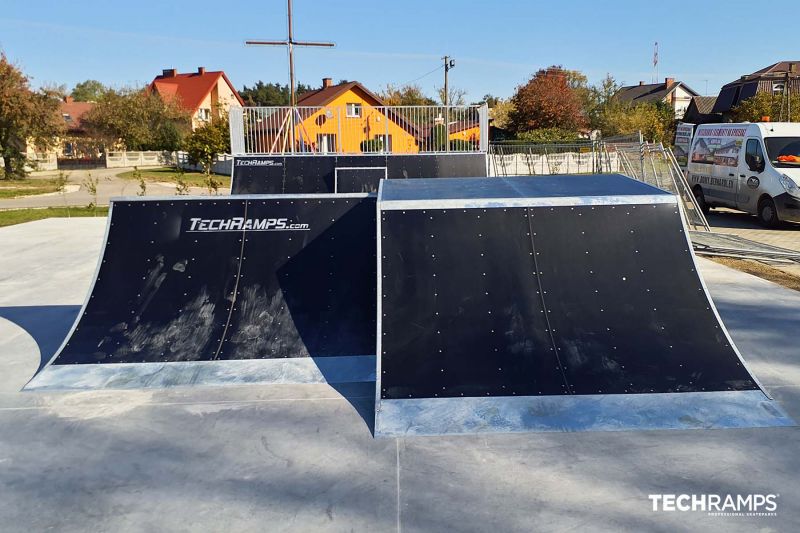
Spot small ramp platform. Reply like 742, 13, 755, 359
375, 175, 793, 436
27, 194, 377, 390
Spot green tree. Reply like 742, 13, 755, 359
490, 99, 515, 129
508, 66, 587, 134
379, 84, 437, 106
239, 81, 313, 106
184, 115, 230, 176
730, 91, 800, 122
515, 128, 580, 143
82, 88, 190, 150
0, 54, 64, 177
597, 99, 675, 144
71, 79, 106, 102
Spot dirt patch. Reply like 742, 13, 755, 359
708, 257, 800, 292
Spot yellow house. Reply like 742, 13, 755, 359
253, 78, 421, 154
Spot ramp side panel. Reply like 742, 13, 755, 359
531, 203, 758, 394
379, 207, 567, 400
230, 156, 286, 194
54, 199, 245, 365
218, 196, 376, 360
47, 196, 376, 367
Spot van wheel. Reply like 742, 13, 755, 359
757, 196, 780, 228
693, 187, 710, 215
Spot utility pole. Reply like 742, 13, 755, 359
246, 0, 334, 106
442, 56, 455, 152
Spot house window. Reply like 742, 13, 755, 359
317, 133, 337, 154
374, 134, 393, 153
346, 103, 362, 118
773, 82, 786, 94
197, 108, 211, 121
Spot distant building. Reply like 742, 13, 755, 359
59, 96, 98, 157
149, 67, 244, 130
682, 96, 721, 125
614, 78, 699, 119
251, 78, 423, 153
712, 61, 800, 118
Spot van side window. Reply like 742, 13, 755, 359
745, 139, 764, 169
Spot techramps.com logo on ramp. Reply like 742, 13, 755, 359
186, 217, 310, 233
648, 493, 779, 517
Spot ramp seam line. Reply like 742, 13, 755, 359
213, 201, 249, 360
526, 207, 572, 395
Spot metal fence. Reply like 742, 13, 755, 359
229, 104, 488, 155
489, 142, 619, 176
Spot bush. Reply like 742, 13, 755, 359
515, 128, 580, 143
449, 139, 475, 151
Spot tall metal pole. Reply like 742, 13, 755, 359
443, 55, 449, 107
288, 0, 295, 107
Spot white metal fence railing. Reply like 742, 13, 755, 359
488, 142, 618, 176
229, 104, 488, 155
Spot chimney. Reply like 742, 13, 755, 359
197, 67, 206, 75
665, 77, 675, 87
162, 68, 177, 78
639, 81, 645, 86
322, 77, 333, 88
63, 96, 74, 104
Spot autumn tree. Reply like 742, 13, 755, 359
596, 99, 675, 144
489, 99, 515, 129
436, 86, 467, 106
379, 84, 437, 106
0, 54, 64, 177
730, 91, 800, 122
82, 88, 190, 151
508, 66, 587, 134
71, 79, 106, 102
184, 114, 230, 176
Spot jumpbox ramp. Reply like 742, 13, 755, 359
27, 194, 376, 390
375, 175, 792, 436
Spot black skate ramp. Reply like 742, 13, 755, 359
27, 194, 377, 390
231, 152, 487, 194
375, 175, 793, 436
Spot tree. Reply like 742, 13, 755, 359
490, 99, 515, 129
596, 99, 675, 144
508, 66, 587, 133
475, 94, 500, 107
379, 84, 437, 106
436, 86, 467, 106
184, 115, 230, 176
239, 81, 313, 106
730, 91, 800, 123
71, 80, 106, 102
82, 88, 190, 151
0, 54, 64, 177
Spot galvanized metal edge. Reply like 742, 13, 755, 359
110, 193, 375, 203
379, 194, 677, 211
374, 390, 795, 437
24, 355, 376, 391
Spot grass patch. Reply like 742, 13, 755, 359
708, 257, 800, 292
117, 167, 231, 188
0, 178, 63, 199
0, 206, 109, 228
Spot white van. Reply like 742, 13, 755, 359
686, 122, 800, 226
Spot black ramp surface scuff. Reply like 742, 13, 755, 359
531, 203, 757, 394
57, 199, 244, 364
335, 168, 385, 193
380, 208, 566, 399
219, 197, 376, 359
53, 196, 376, 365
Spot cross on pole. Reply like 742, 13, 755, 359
246, 0, 335, 107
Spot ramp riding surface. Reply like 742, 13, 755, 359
27, 195, 376, 390
375, 175, 793, 435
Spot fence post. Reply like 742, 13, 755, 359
229, 106, 245, 155
479, 104, 489, 152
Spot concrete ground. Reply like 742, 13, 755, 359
0, 168, 230, 209
1, 218, 799, 532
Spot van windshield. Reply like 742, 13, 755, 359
765, 137, 800, 167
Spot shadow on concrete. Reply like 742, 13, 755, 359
0, 305, 79, 372
707, 209, 800, 231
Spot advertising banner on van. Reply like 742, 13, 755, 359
692, 125, 747, 167
674, 123, 695, 168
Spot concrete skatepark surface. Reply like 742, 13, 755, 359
1, 217, 800, 532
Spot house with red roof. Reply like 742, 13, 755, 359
149, 67, 243, 130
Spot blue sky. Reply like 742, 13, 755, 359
1, 0, 798, 101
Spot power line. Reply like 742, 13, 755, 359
399, 64, 444, 87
